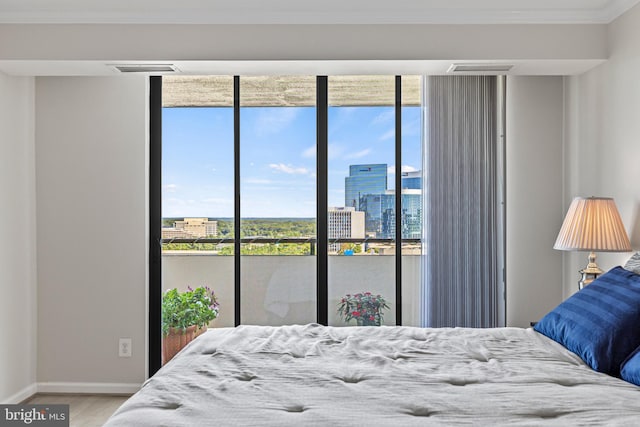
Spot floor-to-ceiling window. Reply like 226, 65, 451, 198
327, 76, 398, 326
239, 76, 317, 325
150, 74, 505, 374
150, 74, 425, 371
161, 76, 236, 328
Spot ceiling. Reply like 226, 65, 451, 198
0, 59, 607, 78
0, 0, 636, 76
1, 0, 639, 24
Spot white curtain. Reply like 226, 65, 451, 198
421, 76, 505, 328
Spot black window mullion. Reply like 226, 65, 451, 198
149, 76, 162, 376
395, 76, 403, 326
317, 76, 329, 325
234, 76, 241, 327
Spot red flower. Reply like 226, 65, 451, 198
352, 311, 361, 317
369, 315, 375, 321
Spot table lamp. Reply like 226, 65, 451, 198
554, 197, 631, 289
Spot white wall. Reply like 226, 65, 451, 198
505, 76, 565, 327
35, 77, 148, 391
0, 72, 37, 403
563, 3, 640, 298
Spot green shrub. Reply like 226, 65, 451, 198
162, 286, 219, 336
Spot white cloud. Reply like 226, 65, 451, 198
269, 163, 310, 175
402, 115, 421, 136
378, 128, 395, 141
165, 197, 186, 206
163, 197, 233, 218
329, 168, 349, 177
345, 148, 372, 159
256, 108, 298, 136
371, 110, 395, 125
336, 107, 358, 119
388, 165, 418, 175
328, 143, 345, 160
302, 145, 316, 158
201, 197, 233, 205
244, 178, 273, 185
163, 184, 178, 193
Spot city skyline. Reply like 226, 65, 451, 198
162, 105, 422, 218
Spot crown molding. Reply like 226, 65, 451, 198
600, 0, 640, 21
0, 0, 638, 25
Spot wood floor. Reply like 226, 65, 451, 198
25, 394, 130, 427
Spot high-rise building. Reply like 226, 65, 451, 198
345, 164, 387, 210
401, 170, 422, 190
382, 189, 422, 239
360, 190, 422, 239
359, 193, 384, 236
328, 207, 365, 253
358, 170, 422, 238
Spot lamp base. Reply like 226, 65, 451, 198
578, 251, 604, 290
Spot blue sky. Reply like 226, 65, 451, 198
163, 105, 422, 218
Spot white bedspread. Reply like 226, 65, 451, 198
105, 324, 640, 426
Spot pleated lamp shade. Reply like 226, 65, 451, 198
554, 197, 631, 252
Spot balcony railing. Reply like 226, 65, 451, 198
162, 237, 422, 255
162, 238, 422, 328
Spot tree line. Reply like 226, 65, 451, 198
163, 218, 316, 255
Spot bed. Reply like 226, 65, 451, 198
105, 265, 640, 426
105, 324, 640, 426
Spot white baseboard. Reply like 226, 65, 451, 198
2, 383, 38, 404
37, 382, 141, 395
2, 382, 140, 403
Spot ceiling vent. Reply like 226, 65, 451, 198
111, 64, 178, 73
447, 63, 514, 73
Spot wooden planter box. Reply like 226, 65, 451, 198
162, 325, 207, 365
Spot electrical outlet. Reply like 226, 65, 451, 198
119, 338, 132, 357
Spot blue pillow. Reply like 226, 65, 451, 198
621, 346, 640, 386
534, 266, 640, 376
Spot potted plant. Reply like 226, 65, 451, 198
162, 286, 219, 364
337, 292, 389, 326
